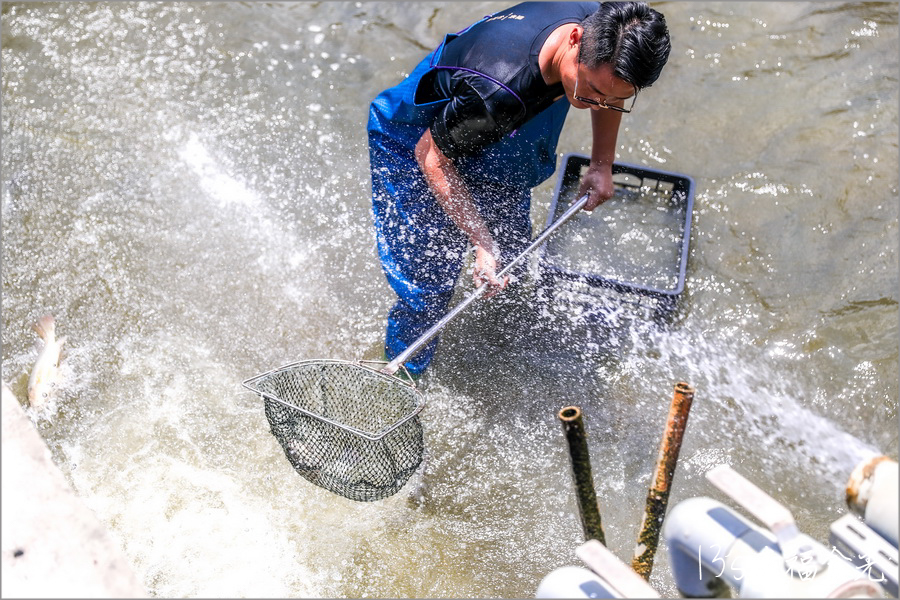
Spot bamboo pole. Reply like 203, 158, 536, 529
558, 406, 606, 545
631, 382, 695, 580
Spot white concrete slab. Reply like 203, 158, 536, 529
2, 385, 147, 598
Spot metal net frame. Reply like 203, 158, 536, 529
243, 360, 425, 502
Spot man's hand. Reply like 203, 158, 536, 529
581, 104, 622, 210
579, 164, 615, 211
473, 244, 508, 298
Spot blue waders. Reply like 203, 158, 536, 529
367, 29, 570, 376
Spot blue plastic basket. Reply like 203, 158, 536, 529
538, 154, 694, 321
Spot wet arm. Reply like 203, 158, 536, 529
414, 128, 507, 293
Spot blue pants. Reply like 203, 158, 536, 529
371, 146, 532, 374
367, 43, 569, 375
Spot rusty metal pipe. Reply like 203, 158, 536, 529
558, 406, 606, 545
632, 382, 695, 580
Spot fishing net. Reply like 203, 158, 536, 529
243, 360, 425, 502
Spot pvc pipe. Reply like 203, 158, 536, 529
558, 406, 606, 545
664, 497, 886, 598
536, 541, 662, 599
577, 540, 661, 598
536, 566, 622, 599
846, 455, 898, 547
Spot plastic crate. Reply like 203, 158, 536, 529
537, 154, 694, 321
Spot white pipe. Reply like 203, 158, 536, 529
536, 566, 622, 599
664, 497, 886, 598
535, 540, 661, 599
847, 456, 899, 547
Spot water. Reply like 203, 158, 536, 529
542, 164, 690, 292
2, 2, 897, 597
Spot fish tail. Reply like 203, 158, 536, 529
33, 314, 56, 341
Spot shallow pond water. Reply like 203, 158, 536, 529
2, 2, 897, 597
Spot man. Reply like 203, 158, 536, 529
367, 2, 671, 377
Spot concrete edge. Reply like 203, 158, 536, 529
2, 383, 149, 598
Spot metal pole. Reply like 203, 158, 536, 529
382, 194, 589, 376
558, 406, 606, 545
632, 382, 695, 580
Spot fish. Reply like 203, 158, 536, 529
27, 314, 66, 409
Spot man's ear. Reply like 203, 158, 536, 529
569, 25, 583, 49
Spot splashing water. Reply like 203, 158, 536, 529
2, 2, 897, 598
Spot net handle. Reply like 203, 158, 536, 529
381, 193, 590, 376
358, 359, 417, 386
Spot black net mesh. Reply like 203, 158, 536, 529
245, 360, 425, 502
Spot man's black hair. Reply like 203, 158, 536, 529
579, 2, 671, 91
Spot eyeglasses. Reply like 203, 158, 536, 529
574, 72, 636, 114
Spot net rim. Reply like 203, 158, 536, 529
242, 358, 426, 441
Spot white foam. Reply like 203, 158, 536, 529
179, 133, 259, 210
